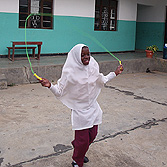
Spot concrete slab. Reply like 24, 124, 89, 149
0, 74, 7, 89
0, 51, 166, 85
0, 72, 167, 167
22, 120, 167, 167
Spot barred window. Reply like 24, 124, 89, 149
94, 0, 117, 31
19, 0, 53, 29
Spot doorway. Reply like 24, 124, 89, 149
164, 6, 167, 44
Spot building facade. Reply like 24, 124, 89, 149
0, 0, 166, 56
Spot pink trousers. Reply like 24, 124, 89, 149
71, 125, 98, 167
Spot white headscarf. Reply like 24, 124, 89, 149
56, 44, 104, 110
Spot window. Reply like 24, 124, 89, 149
19, 0, 53, 29
94, 0, 117, 31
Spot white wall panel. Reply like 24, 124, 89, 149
118, 0, 137, 21
54, 0, 95, 18
137, 0, 167, 6
118, 0, 166, 22
0, 0, 166, 22
137, 0, 166, 22
0, 0, 19, 13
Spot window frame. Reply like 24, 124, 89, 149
19, 0, 53, 29
94, 0, 118, 31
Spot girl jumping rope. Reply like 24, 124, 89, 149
39, 44, 123, 167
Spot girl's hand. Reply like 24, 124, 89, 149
39, 78, 51, 88
115, 64, 123, 76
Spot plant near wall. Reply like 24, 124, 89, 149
145, 45, 159, 58
146, 45, 159, 53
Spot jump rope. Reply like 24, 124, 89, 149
25, 13, 43, 80
25, 13, 122, 80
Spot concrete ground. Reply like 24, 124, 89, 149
0, 71, 167, 167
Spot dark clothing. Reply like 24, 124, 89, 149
71, 125, 98, 167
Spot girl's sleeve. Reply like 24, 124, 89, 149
49, 83, 63, 97
99, 72, 116, 85
104, 72, 116, 83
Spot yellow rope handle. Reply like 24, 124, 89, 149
119, 61, 122, 65
34, 73, 42, 80
119, 61, 123, 71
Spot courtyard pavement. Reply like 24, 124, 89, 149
0, 69, 167, 167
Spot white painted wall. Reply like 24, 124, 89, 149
137, 0, 157, 6
0, 0, 166, 22
137, 0, 167, 6
0, 0, 95, 18
118, 0, 166, 22
118, 0, 137, 21
137, 0, 166, 22
0, 0, 19, 13
54, 0, 95, 18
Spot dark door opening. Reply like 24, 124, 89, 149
164, 6, 167, 44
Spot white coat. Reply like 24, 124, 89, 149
49, 44, 116, 130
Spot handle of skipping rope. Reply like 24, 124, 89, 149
119, 61, 123, 71
34, 73, 42, 80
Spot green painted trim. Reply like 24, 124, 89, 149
136, 22, 165, 51
0, 13, 136, 55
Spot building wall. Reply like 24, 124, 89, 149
54, 0, 95, 17
136, 0, 166, 51
0, 0, 165, 56
0, 0, 19, 13
118, 0, 137, 21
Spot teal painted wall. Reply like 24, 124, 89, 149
135, 22, 165, 51
0, 12, 136, 55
